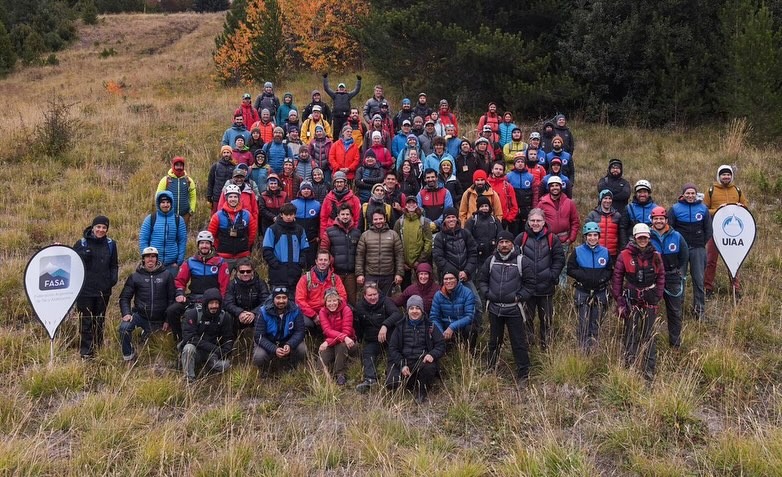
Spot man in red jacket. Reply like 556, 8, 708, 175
295, 250, 347, 331
538, 176, 579, 288
486, 162, 519, 230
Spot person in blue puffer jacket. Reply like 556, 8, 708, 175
498, 112, 517, 148
139, 191, 188, 276
292, 181, 322, 269
430, 270, 476, 345
668, 183, 712, 320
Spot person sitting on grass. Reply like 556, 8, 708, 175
180, 288, 233, 383
118, 246, 175, 363
317, 288, 358, 386
354, 283, 403, 393
386, 295, 446, 404
252, 286, 308, 374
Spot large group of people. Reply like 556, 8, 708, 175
73, 77, 749, 400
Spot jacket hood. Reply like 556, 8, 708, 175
156, 191, 175, 213
202, 287, 222, 305
716, 164, 734, 184
607, 158, 623, 176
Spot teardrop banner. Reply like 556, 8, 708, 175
23, 245, 86, 363
712, 204, 757, 280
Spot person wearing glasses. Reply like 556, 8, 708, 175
253, 286, 307, 373
223, 258, 270, 333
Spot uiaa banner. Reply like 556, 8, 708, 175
712, 204, 756, 280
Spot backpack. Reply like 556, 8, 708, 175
708, 185, 742, 203
80, 237, 116, 257
489, 254, 524, 278
305, 271, 337, 290
262, 141, 292, 159
149, 213, 182, 242
519, 231, 554, 250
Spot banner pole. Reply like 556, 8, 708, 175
50, 338, 55, 365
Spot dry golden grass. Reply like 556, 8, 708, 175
0, 12, 780, 476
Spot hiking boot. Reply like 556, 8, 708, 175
336, 374, 347, 386
705, 290, 714, 300
355, 378, 376, 393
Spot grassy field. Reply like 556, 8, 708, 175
1, 12, 782, 476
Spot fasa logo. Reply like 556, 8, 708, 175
211, 266, 219, 273
695, 212, 703, 221
524, 180, 530, 187
308, 209, 317, 216
598, 257, 607, 266
39, 255, 71, 291
668, 243, 677, 252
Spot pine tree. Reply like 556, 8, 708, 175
721, 0, 782, 139
213, 0, 287, 85
0, 20, 16, 76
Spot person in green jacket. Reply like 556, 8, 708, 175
393, 196, 433, 289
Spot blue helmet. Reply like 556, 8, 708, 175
582, 222, 601, 236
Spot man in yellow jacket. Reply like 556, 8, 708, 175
703, 164, 748, 298
156, 156, 197, 227
459, 169, 503, 227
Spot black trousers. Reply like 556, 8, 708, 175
523, 294, 553, 349
487, 307, 530, 379
77, 294, 109, 357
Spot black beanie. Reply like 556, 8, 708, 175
92, 215, 110, 229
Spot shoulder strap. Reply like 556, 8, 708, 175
516, 254, 524, 277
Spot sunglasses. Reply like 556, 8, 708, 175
237, 269, 253, 275
273, 287, 288, 294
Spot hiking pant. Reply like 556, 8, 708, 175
77, 295, 109, 357
319, 342, 358, 376
252, 342, 308, 369
663, 271, 684, 347
118, 313, 164, 360
524, 295, 553, 349
574, 288, 608, 352
487, 306, 530, 379
181, 344, 230, 380
622, 302, 657, 379
386, 360, 438, 395
683, 247, 706, 315
361, 340, 386, 381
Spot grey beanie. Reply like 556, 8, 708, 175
407, 295, 424, 311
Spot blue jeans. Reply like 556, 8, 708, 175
118, 313, 163, 360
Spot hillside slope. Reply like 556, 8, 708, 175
0, 13, 781, 477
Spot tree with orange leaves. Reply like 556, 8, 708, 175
281, 0, 368, 72
213, 0, 287, 86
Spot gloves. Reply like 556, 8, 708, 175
322, 72, 328, 78
356, 75, 362, 80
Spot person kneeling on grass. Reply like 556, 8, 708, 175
386, 295, 446, 404
252, 287, 308, 373
318, 288, 358, 386
180, 288, 233, 383
118, 247, 175, 363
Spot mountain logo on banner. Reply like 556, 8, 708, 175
721, 214, 743, 239
39, 255, 71, 290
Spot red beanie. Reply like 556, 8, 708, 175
473, 169, 488, 182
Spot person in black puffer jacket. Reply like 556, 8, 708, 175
465, 196, 502, 268
223, 258, 270, 332
478, 231, 535, 381
514, 208, 564, 350
74, 215, 119, 359
180, 288, 233, 382
118, 247, 175, 361
354, 284, 403, 393
596, 159, 631, 214
207, 146, 238, 214
386, 295, 445, 403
